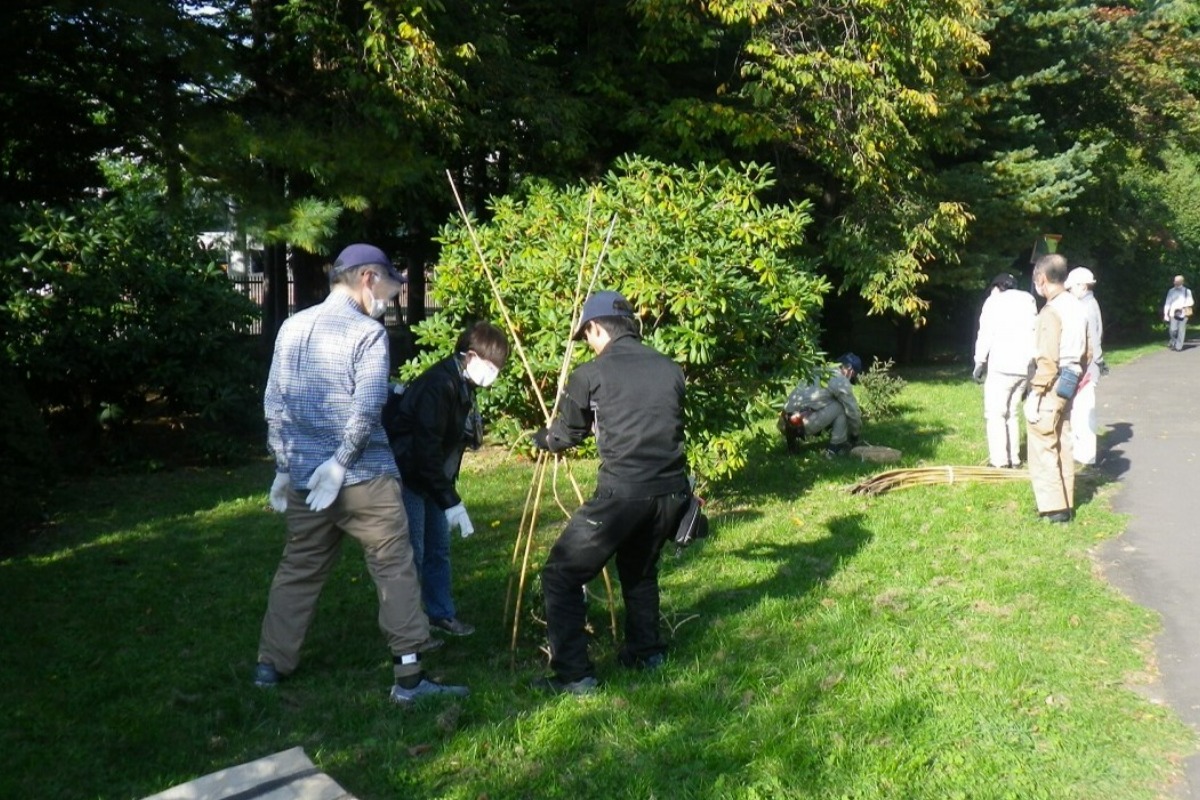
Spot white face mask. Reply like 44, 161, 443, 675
464, 356, 500, 388
363, 273, 389, 318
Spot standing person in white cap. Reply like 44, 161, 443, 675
529, 290, 692, 694
1066, 266, 1106, 466
972, 272, 1037, 468
255, 243, 469, 706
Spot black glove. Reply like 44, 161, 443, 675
531, 428, 551, 451
972, 363, 985, 384
1098, 360, 1110, 377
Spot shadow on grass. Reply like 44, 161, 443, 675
692, 512, 871, 618
473, 514, 877, 799
892, 363, 974, 387
9, 460, 278, 560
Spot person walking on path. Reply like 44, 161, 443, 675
1024, 254, 1089, 524
256, 243, 468, 706
972, 272, 1037, 468
1065, 267, 1107, 467
1163, 274, 1194, 351
530, 290, 691, 695
383, 321, 509, 639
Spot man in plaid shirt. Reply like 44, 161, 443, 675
254, 243, 468, 706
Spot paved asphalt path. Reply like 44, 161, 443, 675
1097, 337, 1200, 797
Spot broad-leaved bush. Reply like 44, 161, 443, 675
408, 156, 830, 480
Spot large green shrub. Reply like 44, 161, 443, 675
0, 180, 261, 437
408, 156, 830, 480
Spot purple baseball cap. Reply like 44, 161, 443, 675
330, 243, 405, 283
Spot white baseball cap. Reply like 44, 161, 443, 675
1065, 267, 1095, 289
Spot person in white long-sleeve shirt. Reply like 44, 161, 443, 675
1163, 274, 1194, 351
1066, 267, 1106, 466
973, 272, 1037, 468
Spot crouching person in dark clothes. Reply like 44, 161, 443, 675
530, 290, 691, 695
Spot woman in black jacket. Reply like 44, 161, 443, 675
384, 321, 508, 637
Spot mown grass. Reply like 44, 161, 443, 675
1, 354, 1193, 799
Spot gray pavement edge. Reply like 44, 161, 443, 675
1096, 337, 1200, 798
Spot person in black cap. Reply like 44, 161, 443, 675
255, 243, 469, 706
529, 290, 691, 694
778, 353, 864, 456
971, 272, 1036, 468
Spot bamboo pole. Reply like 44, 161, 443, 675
505, 450, 547, 632
508, 452, 551, 666
445, 171, 550, 423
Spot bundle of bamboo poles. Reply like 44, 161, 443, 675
446, 172, 619, 667
850, 465, 1028, 496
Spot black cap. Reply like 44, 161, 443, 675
837, 352, 863, 374
573, 290, 634, 339
988, 272, 1016, 292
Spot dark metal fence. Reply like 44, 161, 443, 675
229, 275, 430, 335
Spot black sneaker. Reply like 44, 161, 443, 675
529, 675, 600, 695
1041, 510, 1073, 524
619, 651, 666, 671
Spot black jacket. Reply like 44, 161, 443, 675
543, 332, 688, 497
383, 356, 477, 509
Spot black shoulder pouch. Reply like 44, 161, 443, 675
674, 494, 710, 548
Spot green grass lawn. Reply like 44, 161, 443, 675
1, 355, 1193, 799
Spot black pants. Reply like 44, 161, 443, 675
541, 489, 690, 681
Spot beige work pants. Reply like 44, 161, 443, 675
1026, 393, 1074, 515
257, 476, 429, 680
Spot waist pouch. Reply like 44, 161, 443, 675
1054, 369, 1081, 400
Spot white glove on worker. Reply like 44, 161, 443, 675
445, 503, 475, 538
269, 473, 290, 513
305, 458, 347, 512
1023, 394, 1041, 425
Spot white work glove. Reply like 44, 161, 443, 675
1023, 394, 1041, 425
269, 473, 290, 513
305, 457, 347, 512
445, 502, 475, 538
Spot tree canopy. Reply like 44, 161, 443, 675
5, 0, 1200, 448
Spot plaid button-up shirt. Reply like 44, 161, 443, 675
264, 292, 400, 490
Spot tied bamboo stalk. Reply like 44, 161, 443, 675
506, 451, 551, 668
850, 465, 1028, 496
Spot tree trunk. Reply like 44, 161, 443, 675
262, 242, 289, 350
291, 249, 326, 312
